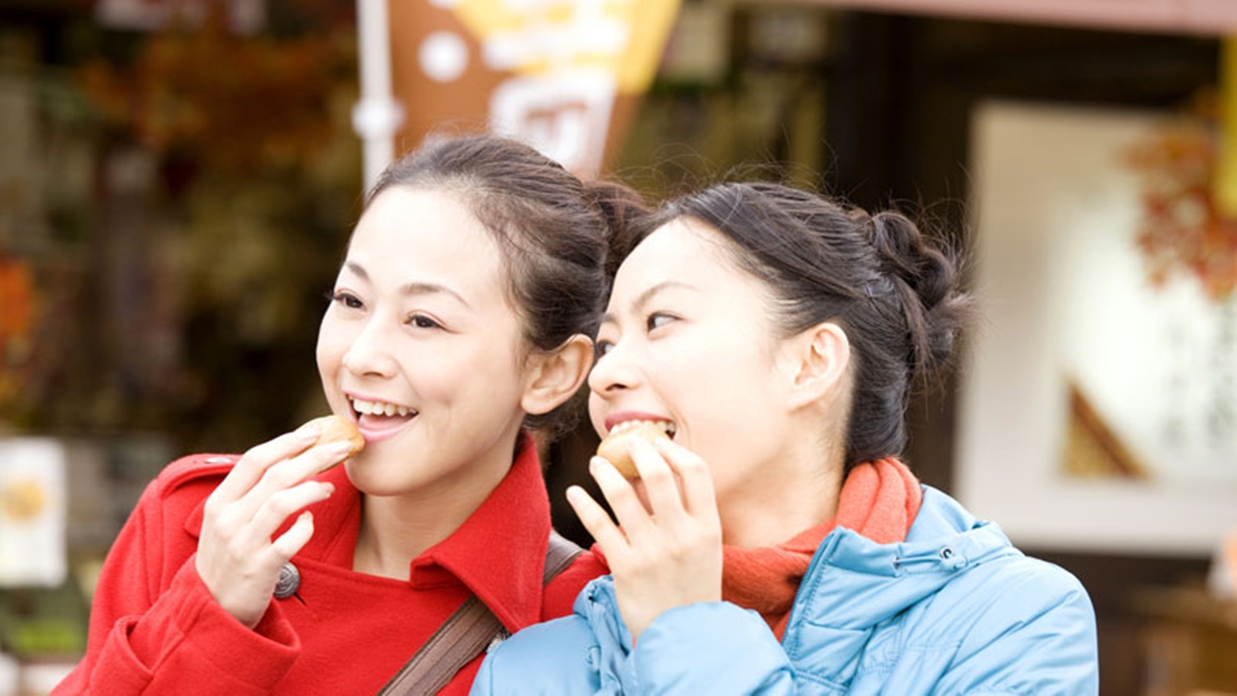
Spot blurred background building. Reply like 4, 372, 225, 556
0, 0, 1236, 694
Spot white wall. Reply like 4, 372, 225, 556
957, 101, 1237, 557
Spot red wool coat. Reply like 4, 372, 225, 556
53, 436, 606, 695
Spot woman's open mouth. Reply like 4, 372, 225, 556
350, 397, 418, 442
607, 418, 677, 440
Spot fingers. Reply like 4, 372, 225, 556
212, 423, 321, 503
566, 484, 629, 557
588, 456, 654, 540
617, 435, 715, 527
652, 438, 717, 519
255, 440, 354, 496
196, 508, 317, 628
579, 439, 723, 642
271, 510, 316, 560
584, 437, 720, 540
228, 440, 353, 524
626, 437, 688, 525
194, 424, 346, 628
249, 480, 335, 542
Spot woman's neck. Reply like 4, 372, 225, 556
719, 418, 847, 549
718, 467, 841, 548
351, 454, 512, 580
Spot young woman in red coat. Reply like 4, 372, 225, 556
54, 134, 645, 695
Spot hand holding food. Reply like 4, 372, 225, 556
572, 434, 722, 640
194, 417, 357, 628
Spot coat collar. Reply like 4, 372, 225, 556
405, 432, 552, 632
179, 433, 552, 634
576, 485, 1021, 644
788, 486, 1016, 630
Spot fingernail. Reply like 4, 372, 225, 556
321, 482, 335, 495
327, 441, 352, 455
565, 486, 585, 504
296, 423, 321, 440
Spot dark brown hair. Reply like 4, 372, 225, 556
636, 181, 971, 471
366, 133, 648, 438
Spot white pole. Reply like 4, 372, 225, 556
353, 0, 405, 193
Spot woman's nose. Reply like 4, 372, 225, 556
588, 342, 639, 396
341, 318, 397, 377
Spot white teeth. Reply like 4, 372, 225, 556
609, 419, 676, 437
351, 398, 415, 417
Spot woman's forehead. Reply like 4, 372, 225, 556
618, 218, 740, 287
346, 188, 509, 300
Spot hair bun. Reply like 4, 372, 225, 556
870, 211, 971, 373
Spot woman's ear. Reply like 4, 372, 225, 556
783, 322, 850, 410
521, 334, 594, 415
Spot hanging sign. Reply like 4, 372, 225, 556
0, 438, 67, 588
389, 0, 681, 178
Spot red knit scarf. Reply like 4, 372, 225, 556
721, 458, 922, 639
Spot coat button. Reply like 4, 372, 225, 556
274, 562, 301, 599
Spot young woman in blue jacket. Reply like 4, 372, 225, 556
471, 181, 1100, 695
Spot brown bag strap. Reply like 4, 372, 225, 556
375, 531, 584, 695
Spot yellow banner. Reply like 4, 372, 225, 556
452, 0, 678, 92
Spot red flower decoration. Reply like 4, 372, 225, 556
1126, 94, 1237, 300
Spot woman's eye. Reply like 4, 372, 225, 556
408, 314, 443, 330
647, 312, 675, 332
329, 291, 363, 310
595, 340, 614, 358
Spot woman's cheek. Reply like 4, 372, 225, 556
316, 319, 351, 374
587, 392, 608, 438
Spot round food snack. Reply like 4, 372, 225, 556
595, 421, 671, 479
304, 415, 365, 466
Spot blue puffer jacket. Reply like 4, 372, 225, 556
471, 486, 1099, 695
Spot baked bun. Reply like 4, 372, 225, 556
595, 421, 670, 479
305, 415, 365, 465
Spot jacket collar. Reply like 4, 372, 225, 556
405, 432, 552, 633
576, 486, 1020, 650
573, 488, 1036, 692
789, 486, 1017, 629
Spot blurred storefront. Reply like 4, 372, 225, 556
0, 1, 363, 692
1, 1, 1237, 694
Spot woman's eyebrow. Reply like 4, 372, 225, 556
398, 281, 471, 308
600, 280, 699, 324
343, 261, 470, 308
